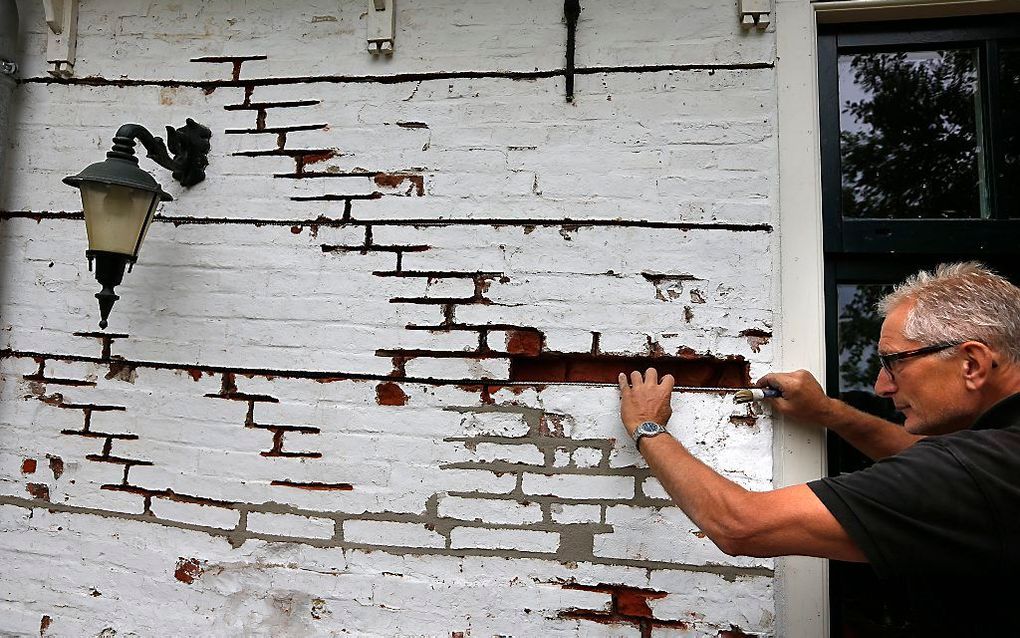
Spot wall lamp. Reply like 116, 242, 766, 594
63, 119, 211, 329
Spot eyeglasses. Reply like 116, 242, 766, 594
878, 342, 963, 380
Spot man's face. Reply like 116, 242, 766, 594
874, 302, 973, 435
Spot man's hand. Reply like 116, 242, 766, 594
755, 369, 837, 425
618, 368, 674, 436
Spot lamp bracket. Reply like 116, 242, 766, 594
43, 0, 78, 77
110, 119, 212, 187
738, 0, 771, 30
367, 0, 395, 55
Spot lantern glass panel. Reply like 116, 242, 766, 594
81, 183, 160, 257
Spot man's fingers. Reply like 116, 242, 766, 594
660, 373, 675, 391
630, 370, 643, 388
645, 367, 658, 386
618, 372, 630, 394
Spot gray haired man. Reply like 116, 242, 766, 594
619, 262, 1020, 632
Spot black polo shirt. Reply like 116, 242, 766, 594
808, 392, 1020, 632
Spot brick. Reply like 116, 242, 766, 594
247, 512, 335, 539
452, 442, 545, 466
573, 447, 604, 468
550, 504, 602, 525
149, 497, 240, 530
521, 474, 634, 501
343, 520, 446, 548
458, 412, 531, 438
449, 527, 559, 553
438, 496, 543, 525
642, 477, 671, 500
403, 357, 511, 381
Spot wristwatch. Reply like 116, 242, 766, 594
632, 421, 669, 450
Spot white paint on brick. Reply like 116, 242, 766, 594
438, 496, 543, 525
451, 442, 545, 466
449, 527, 559, 553
596, 505, 773, 570
522, 474, 634, 501
573, 447, 604, 468
403, 356, 511, 381
247, 512, 335, 539
458, 412, 531, 438
343, 520, 445, 548
550, 503, 602, 525
642, 477, 671, 501
149, 497, 240, 531
553, 447, 571, 467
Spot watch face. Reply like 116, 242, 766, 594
638, 422, 662, 435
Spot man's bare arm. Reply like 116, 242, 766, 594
758, 370, 922, 460
637, 432, 865, 561
620, 369, 865, 561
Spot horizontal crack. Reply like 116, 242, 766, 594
18, 61, 775, 89
1, 211, 773, 233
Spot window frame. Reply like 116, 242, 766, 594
816, 9, 1020, 636
774, 2, 1020, 636
818, 17, 1020, 256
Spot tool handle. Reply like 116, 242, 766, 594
733, 387, 783, 404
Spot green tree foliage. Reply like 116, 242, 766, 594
841, 51, 981, 219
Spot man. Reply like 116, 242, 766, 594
618, 262, 1020, 631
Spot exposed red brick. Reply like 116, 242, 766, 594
21, 459, 36, 475
47, 455, 64, 479
739, 329, 772, 354
38, 393, 64, 406
26, 483, 49, 500
559, 583, 685, 638
729, 415, 757, 427
40, 615, 52, 636
186, 368, 203, 381
615, 588, 666, 618
300, 149, 337, 166
374, 173, 425, 196
291, 225, 303, 234
105, 360, 137, 383
174, 557, 202, 584
510, 354, 749, 387
376, 382, 408, 406
505, 330, 543, 356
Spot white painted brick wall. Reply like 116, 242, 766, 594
1, 0, 781, 634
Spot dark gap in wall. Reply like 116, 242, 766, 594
509, 354, 749, 387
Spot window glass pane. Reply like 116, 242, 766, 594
839, 49, 986, 219
836, 284, 898, 418
1002, 46, 1020, 217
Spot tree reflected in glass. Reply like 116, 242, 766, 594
839, 50, 985, 219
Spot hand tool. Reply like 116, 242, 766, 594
488, 380, 782, 403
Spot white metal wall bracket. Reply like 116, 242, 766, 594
738, 0, 771, 29
367, 0, 395, 55
42, 0, 78, 76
